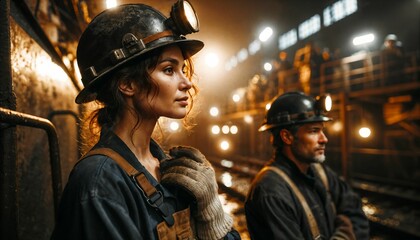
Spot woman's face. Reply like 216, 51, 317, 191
136, 45, 193, 119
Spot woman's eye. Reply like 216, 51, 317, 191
164, 67, 173, 74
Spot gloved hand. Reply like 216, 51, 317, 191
160, 146, 233, 240
330, 214, 356, 240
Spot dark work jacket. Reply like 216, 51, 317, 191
51, 129, 240, 240
244, 153, 369, 240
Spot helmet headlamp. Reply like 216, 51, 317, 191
315, 94, 332, 114
168, 0, 200, 35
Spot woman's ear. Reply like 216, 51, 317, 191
280, 129, 293, 145
118, 81, 136, 97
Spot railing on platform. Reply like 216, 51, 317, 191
0, 107, 62, 219
222, 50, 419, 115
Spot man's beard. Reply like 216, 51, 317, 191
291, 141, 326, 164
313, 154, 326, 163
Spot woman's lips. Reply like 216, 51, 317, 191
176, 97, 188, 107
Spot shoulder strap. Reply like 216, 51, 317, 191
81, 148, 175, 226
260, 166, 321, 240
312, 163, 336, 215
312, 163, 329, 191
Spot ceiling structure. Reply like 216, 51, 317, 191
80, 0, 419, 106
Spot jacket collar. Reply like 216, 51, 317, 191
95, 127, 168, 172
272, 152, 317, 186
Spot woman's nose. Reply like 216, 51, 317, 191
180, 74, 192, 90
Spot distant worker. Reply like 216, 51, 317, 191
382, 34, 404, 55
51, 1, 239, 239
245, 91, 370, 240
278, 51, 293, 71
381, 34, 405, 84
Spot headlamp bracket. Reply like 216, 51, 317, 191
83, 31, 175, 81
122, 33, 146, 55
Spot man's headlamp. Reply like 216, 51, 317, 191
315, 94, 332, 114
167, 0, 200, 35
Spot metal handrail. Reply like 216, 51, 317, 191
48, 110, 81, 158
0, 107, 62, 219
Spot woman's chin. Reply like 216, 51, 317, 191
167, 111, 187, 119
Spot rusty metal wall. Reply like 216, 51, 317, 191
0, 1, 81, 239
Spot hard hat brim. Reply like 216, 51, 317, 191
259, 116, 332, 132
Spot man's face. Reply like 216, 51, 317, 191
290, 122, 328, 164
385, 40, 396, 48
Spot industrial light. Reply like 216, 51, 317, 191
244, 115, 253, 124
211, 125, 220, 135
264, 62, 273, 71
259, 27, 273, 42
232, 94, 241, 102
106, 0, 117, 9
221, 172, 233, 187
221, 160, 233, 168
358, 127, 371, 138
248, 40, 261, 55
169, 121, 180, 131
222, 125, 230, 134
205, 52, 219, 68
230, 125, 238, 134
209, 107, 219, 117
352, 33, 375, 46
331, 121, 342, 132
220, 140, 230, 151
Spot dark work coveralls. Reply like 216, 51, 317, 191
245, 153, 369, 240
51, 128, 240, 240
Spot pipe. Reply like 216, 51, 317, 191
0, 107, 62, 219
48, 110, 81, 158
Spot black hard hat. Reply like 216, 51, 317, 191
259, 91, 332, 132
75, 2, 204, 104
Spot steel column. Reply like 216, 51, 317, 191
0, 0, 18, 239
339, 92, 350, 180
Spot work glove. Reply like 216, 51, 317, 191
330, 214, 356, 240
160, 146, 233, 240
